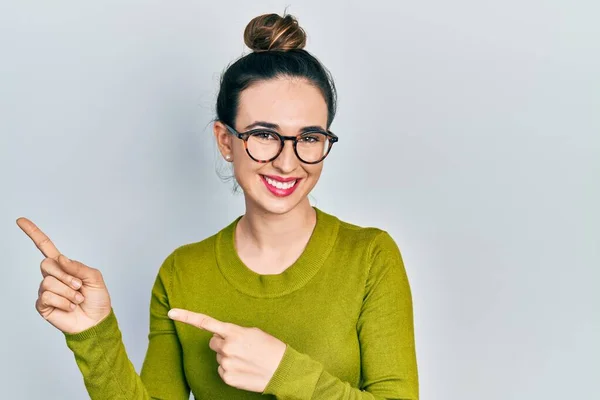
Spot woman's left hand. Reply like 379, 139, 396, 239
167, 308, 286, 393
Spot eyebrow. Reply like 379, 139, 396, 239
244, 121, 326, 133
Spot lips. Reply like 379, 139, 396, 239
261, 175, 301, 197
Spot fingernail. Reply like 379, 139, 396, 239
70, 303, 76, 310
75, 293, 84, 303
168, 310, 178, 319
71, 278, 82, 289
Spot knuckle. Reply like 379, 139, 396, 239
40, 277, 49, 290
221, 370, 233, 385
221, 343, 234, 356
38, 236, 52, 248
90, 267, 103, 281
227, 327, 241, 338
220, 357, 233, 371
39, 257, 51, 272
40, 258, 70, 281
41, 275, 58, 291
58, 271, 70, 283
221, 343, 233, 356
70, 289, 80, 302
42, 276, 75, 299
40, 291, 52, 305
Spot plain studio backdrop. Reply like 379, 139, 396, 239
1, 1, 598, 399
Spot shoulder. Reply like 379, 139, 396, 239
328, 212, 410, 294
327, 209, 402, 260
318, 210, 410, 302
157, 218, 237, 274
172, 233, 218, 261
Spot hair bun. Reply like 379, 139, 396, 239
244, 13, 307, 52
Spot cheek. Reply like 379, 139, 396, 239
306, 164, 323, 178
231, 153, 262, 187
302, 166, 323, 189
231, 139, 247, 158
232, 159, 252, 181
231, 143, 252, 174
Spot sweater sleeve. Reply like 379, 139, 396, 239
64, 252, 190, 400
262, 231, 419, 400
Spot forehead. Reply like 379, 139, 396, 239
237, 77, 328, 130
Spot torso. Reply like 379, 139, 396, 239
166, 208, 395, 399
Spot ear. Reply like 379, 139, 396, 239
213, 121, 234, 160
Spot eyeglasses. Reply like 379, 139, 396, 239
224, 123, 339, 164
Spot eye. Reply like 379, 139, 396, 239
252, 131, 278, 141
299, 133, 324, 143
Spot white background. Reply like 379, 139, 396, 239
1, 1, 598, 398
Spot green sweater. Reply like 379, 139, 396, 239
64, 207, 419, 399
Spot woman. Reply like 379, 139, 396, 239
18, 12, 419, 399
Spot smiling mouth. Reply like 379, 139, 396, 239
260, 175, 302, 197
262, 175, 298, 189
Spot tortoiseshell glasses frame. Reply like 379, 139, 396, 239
223, 123, 339, 164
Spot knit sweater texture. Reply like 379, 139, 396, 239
64, 207, 419, 399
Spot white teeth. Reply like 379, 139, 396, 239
265, 176, 297, 190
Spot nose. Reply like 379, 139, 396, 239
271, 140, 299, 173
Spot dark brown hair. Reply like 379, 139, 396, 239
244, 13, 307, 52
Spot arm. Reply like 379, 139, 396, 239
64, 252, 190, 399
262, 231, 419, 399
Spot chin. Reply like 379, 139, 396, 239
240, 173, 317, 215
255, 194, 305, 216
251, 189, 313, 216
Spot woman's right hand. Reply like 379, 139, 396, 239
17, 217, 112, 334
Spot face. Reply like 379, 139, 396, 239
214, 77, 329, 215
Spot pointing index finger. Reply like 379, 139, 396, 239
168, 309, 232, 337
16, 217, 61, 259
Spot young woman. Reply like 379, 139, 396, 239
18, 12, 419, 399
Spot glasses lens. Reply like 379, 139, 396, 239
296, 132, 330, 163
247, 131, 282, 161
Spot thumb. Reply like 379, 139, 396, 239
58, 254, 103, 283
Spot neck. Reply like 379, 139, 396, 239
238, 198, 316, 251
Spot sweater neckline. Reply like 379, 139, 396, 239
215, 207, 339, 298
